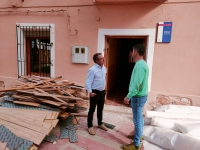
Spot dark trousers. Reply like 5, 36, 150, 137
87, 90, 106, 128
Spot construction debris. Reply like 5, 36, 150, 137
0, 75, 89, 148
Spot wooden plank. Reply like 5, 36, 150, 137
73, 117, 80, 125
33, 120, 52, 129
0, 142, 7, 150
34, 92, 86, 101
29, 144, 38, 150
72, 82, 85, 87
59, 105, 67, 109
55, 112, 60, 119
59, 112, 69, 120
0, 113, 52, 135
0, 108, 56, 129
0, 107, 56, 116
59, 89, 74, 96
44, 76, 62, 82
68, 103, 75, 107
0, 120, 46, 145
51, 119, 59, 128
49, 112, 55, 120
43, 120, 52, 124
52, 112, 58, 119
75, 103, 88, 109
67, 106, 74, 109
0, 108, 46, 122
70, 113, 87, 117
65, 89, 76, 94
37, 98, 63, 106
0, 85, 55, 92
35, 88, 67, 104
13, 101, 40, 107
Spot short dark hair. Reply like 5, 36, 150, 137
133, 44, 145, 56
93, 53, 102, 63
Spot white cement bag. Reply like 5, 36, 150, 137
145, 111, 200, 120
142, 126, 200, 150
151, 117, 200, 132
154, 105, 200, 113
143, 140, 167, 150
144, 117, 151, 125
175, 122, 200, 137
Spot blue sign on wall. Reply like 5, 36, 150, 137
157, 22, 172, 43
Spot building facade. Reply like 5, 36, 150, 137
0, 0, 200, 105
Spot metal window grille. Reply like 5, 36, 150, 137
16, 25, 51, 78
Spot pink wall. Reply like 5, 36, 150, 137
0, 0, 200, 98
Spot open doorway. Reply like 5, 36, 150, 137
105, 36, 147, 105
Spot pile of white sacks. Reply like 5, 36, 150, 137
142, 105, 200, 150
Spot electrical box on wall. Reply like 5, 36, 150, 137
72, 46, 89, 64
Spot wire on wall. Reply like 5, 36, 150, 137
0, 8, 78, 36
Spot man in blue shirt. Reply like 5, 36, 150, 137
85, 53, 108, 135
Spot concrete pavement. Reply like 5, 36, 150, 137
38, 105, 144, 150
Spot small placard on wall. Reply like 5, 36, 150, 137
157, 22, 172, 43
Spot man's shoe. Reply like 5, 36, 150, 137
88, 127, 96, 135
98, 124, 108, 131
127, 134, 134, 139
127, 135, 143, 142
123, 142, 141, 150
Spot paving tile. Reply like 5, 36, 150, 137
38, 104, 136, 150
63, 147, 76, 150
105, 100, 113, 105
112, 101, 123, 106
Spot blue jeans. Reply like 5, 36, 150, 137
130, 95, 147, 147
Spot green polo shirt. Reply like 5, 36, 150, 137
127, 59, 149, 98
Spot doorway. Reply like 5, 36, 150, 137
97, 28, 156, 106
105, 37, 147, 105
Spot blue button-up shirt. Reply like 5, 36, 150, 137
85, 63, 106, 93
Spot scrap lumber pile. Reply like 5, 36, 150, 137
0, 107, 58, 149
0, 75, 89, 148
0, 75, 89, 118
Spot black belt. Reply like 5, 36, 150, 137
92, 89, 106, 93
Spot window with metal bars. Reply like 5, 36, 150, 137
16, 25, 51, 78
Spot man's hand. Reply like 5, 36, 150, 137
124, 97, 130, 104
90, 92, 96, 97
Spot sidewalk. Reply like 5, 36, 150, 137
38, 105, 144, 150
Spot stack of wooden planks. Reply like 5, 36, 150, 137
0, 75, 89, 148
0, 107, 59, 147
0, 75, 89, 119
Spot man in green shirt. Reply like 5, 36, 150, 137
123, 44, 149, 150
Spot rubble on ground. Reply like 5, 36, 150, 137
0, 75, 89, 149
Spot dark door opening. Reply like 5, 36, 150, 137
105, 37, 147, 104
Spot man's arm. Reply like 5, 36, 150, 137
85, 69, 94, 93
85, 69, 96, 97
127, 65, 145, 99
